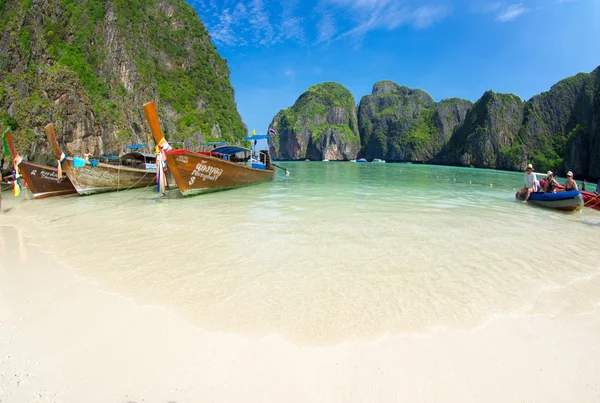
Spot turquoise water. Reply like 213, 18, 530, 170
1, 162, 599, 344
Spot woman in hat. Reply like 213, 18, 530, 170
516, 163, 538, 202
563, 171, 578, 191
541, 171, 559, 193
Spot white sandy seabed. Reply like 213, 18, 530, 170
1, 224, 599, 403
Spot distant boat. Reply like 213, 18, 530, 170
322, 158, 329, 162
356, 158, 368, 163
372, 158, 386, 163
4, 128, 76, 199
304, 159, 310, 162
349, 159, 356, 163
46, 124, 156, 195
144, 101, 275, 196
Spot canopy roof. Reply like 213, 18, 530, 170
212, 145, 250, 155
121, 152, 155, 162
243, 135, 269, 141
125, 144, 147, 150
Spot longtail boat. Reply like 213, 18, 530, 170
45, 123, 156, 195
143, 101, 275, 197
3, 128, 76, 199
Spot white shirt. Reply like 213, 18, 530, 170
524, 172, 537, 189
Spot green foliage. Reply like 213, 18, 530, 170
500, 143, 524, 168
1, 114, 18, 131
401, 108, 437, 153
529, 150, 563, 174
19, 26, 32, 55
1, 0, 246, 150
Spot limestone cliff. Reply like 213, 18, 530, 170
269, 82, 360, 160
437, 91, 525, 170
358, 81, 471, 162
270, 67, 599, 180
0, 0, 245, 165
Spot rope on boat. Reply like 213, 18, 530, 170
49, 175, 156, 223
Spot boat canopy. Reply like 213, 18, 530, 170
121, 152, 156, 163
212, 145, 251, 155
243, 135, 269, 141
125, 144, 147, 150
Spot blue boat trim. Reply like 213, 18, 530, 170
212, 145, 251, 155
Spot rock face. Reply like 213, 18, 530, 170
357, 81, 471, 162
0, 0, 245, 165
271, 67, 600, 180
269, 82, 360, 160
437, 91, 525, 170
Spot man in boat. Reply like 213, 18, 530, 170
541, 171, 559, 193
516, 163, 538, 202
84, 148, 92, 163
563, 171, 578, 191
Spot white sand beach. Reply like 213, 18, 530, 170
1, 224, 599, 403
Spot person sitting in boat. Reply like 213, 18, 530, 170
541, 171, 559, 193
516, 163, 538, 202
581, 179, 587, 191
563, 171, 578, 191
83, 148, 92, 163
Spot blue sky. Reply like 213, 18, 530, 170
187, 0, 600, 134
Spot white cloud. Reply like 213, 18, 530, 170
324, 0, 450, 40
412, 6, 450, 29
475, 1, 531, 22
195, 0, 450, 48
496, 3, 528, 21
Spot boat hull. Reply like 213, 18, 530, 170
553, 184, 600, 211
517, 190, 583, 212
18, 161, 77, 199
165, 151, 275, 197
580, 190, 600, 211
62, 158, 156, 195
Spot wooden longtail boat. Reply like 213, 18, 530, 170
45, 123, 156, 195
4, 129, 76, 199
143, 101, 275, 197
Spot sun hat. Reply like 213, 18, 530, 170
526, 163, 533, 170
547, 171, 553, 176
567, 171, 573, 177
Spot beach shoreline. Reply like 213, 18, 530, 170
1, 224, 599, 403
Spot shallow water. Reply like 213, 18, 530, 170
1, 163, 599, 344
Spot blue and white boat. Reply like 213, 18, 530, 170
516, 190, 583, 211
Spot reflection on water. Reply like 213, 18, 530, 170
1, 163, 599, 344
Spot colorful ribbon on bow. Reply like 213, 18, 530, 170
155, 139, 171, 195
57, 152, 66, 182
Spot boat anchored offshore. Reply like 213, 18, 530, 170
143, 101, 275, 196
516, 190, 583, 212
3, 128, 76, 199
372, 158, 386, 163
45, 124, 156, 195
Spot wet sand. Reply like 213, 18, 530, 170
1, 225, 599, 403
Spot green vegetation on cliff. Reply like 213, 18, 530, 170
269, 82, 360, 160
0, 0, 245, 159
